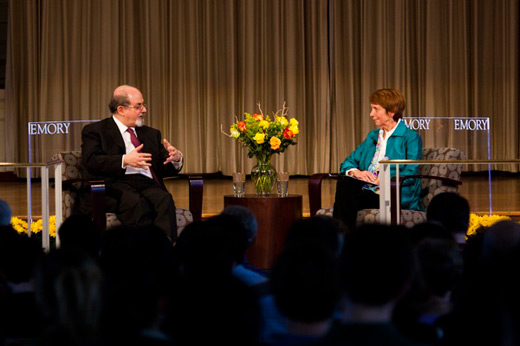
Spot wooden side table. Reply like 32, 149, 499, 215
224, 194, 303, 268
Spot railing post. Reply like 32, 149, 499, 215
41, 166, 50, 251
26, 166, 32, 237
54, 162, 62, 248
395, 164, 400, 225
379, 163, 391, 224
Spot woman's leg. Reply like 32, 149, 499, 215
333, 177, 379, 231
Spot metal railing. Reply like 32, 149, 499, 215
0, 161, 63, 250
378, 159, 520, 225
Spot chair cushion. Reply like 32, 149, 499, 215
106, 213, 122, 229
106, 208, 193, 237
52, 151, 83, 218
317, 207, 427, 228
357, 209, 427, 228
317, 208, 333, 217
420, 147, 465, 209
176, 208, 193, 235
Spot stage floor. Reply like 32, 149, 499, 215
1, 173, 518, 220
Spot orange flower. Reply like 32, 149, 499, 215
238, 121, 247, 132
270, 136, 281, 150
253, 113, 264, 121
283, 128, 294, 139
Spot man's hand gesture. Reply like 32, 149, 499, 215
123, 144, 152, 169
163, 139, 182, 164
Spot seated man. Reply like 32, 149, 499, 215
81, 85, 183, 241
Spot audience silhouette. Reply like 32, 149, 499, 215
0, 194, 519, 346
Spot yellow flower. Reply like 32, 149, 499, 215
289, 125, 299, 135
10, 215, 57, 237
253, 133, 266, 144
270, 136, 281, 150
10, 217, 28, 234
31, 219, 42, 234
49, 215, 57, 238
230, 126, 240, 138
466, 213, 512, 238
259, 120, 270, 129
276, 116, 289, 127
290, 118, 299, 126
13, 225, 26, 234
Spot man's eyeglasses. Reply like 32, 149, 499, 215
125, 103, 147, 111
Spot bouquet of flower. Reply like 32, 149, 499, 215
223, 102, 300, 195
225, 102, 299, 158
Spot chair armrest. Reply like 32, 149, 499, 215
394, 174, 462, 188
187, 175, 203, 222
166, 174, 204, 221
61, 178, 89, 191
89, 180, 107, 233
308, 173, 340, 216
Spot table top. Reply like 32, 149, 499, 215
224, 194, 302, 199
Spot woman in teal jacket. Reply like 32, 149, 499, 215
333, 89, 422, 230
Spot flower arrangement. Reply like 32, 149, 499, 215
226, 102, 299, 158
466, 213, 512, 238
223, 102, 300, 195
10, 215, 57, 238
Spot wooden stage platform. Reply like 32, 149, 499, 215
0, 173, 519, 221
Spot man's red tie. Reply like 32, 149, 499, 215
126, 128, 162, 187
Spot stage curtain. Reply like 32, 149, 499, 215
5, 0, 519, 174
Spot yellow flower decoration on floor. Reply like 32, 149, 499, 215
10, 215, 57, 238
466, 213, 512, 237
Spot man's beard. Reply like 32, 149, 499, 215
135, 115, 145, 127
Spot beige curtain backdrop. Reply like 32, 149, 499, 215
5, 0, 519, 174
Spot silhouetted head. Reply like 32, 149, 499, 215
427, 192, 470, 236
285, 216, 346, 258
341, 224, 414, 306
221, 205, 258, 247
271, 241, 340, 323
0, 199, 12, 226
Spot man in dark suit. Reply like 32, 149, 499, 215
81, 85, 183, 241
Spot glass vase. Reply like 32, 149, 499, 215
251, 153, 277, 196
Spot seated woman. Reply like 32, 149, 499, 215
333, 88, 422, 230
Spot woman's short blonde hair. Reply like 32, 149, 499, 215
369, 89, 406, 121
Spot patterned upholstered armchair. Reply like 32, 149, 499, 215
52, 151, 203, 237
308, 147, 465, 228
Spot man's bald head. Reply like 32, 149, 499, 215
108, 85, 142, 114
109, 85, 146, 127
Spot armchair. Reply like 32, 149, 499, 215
52, 151, 203, 236
308, 147, 465, 228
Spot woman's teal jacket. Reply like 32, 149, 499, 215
339, 121, 423, 211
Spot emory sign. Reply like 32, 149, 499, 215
29, 122, 71, 135
404, 117, 490, 131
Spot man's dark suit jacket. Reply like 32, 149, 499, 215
81, 117, 182, 190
